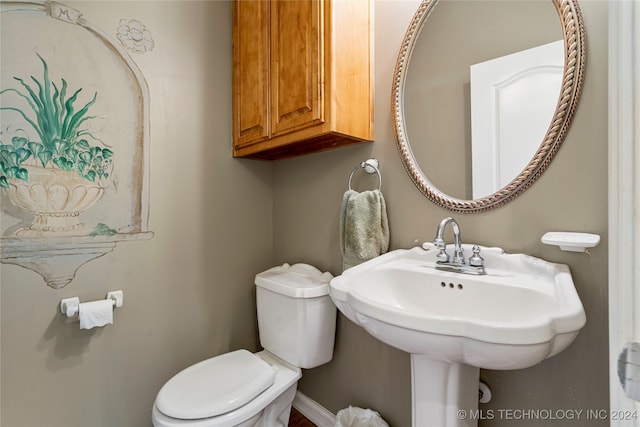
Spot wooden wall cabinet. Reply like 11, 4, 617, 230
232, 0, 374, 160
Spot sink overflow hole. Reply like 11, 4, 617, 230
440, 282, 464, 290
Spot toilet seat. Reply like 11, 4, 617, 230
152, 351, 302, 427
156, 350, 275, 420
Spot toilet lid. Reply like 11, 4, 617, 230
156, 349, 275, 420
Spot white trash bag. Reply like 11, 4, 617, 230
335, 406, 389, 427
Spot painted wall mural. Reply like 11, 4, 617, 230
0, 0, 153, 288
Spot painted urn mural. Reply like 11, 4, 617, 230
0, 0, 153, 288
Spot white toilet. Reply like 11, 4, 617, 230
152, 263, 336, 427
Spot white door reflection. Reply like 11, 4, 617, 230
470, 40, 564, 199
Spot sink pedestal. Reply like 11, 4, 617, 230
412, 355, 479, 427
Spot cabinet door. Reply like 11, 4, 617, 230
270, 0, 324, 137
233, 0, 270, 148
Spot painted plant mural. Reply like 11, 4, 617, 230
0, 0, 153, 288
1, 54, 115, 237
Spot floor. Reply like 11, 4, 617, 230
289, 407, 317, 427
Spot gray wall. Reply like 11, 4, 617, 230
274, 1, 609, 426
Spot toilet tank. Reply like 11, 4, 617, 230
255, 263, 336, 369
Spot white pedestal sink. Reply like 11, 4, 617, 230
329, 244, 586, 427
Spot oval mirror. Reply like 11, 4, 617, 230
392, 0, 586, 213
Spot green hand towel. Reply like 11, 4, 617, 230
340, 189, 390, 271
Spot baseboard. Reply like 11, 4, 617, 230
292, 391, 336, 427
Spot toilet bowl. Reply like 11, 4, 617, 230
152, 263, 336, 427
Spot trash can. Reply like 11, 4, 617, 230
335, 406, 389, 427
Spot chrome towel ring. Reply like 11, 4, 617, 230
348, 158, 382, 191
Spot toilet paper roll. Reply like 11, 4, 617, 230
79, 299, 114, 329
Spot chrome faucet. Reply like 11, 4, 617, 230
432, 217, 486, 275
434, 217, 465, 264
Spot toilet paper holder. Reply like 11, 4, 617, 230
60, 290, 124, 318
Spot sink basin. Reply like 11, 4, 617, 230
329, 243, 586, 427
330, 243, 585, 370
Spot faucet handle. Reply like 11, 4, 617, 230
469, 245, 485, 267
433, 238, 450, 262
436, 249, 450, 263
433, 237, 446, 249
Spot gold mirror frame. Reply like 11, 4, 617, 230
392, 0, 586, 213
